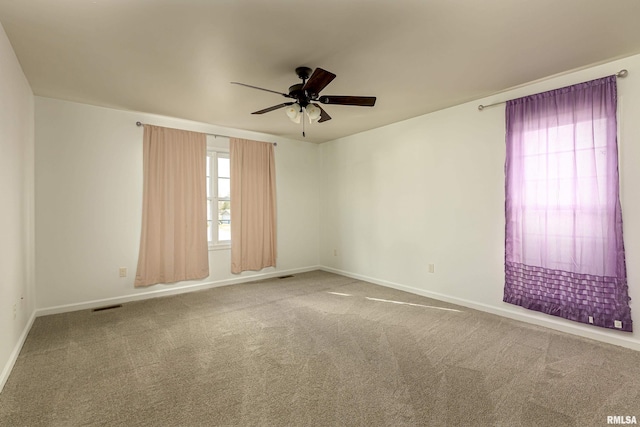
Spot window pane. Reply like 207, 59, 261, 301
218, 177, 230, 199
207, 201, 212, 221
218, 201, 230, 222
218, 223, 231, 242
218, 201, 230, 242
207, 220, 213, 243
218, 156, 230, 178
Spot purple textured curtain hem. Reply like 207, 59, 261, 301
505, 261, 631, 331
503, 75, 632, 332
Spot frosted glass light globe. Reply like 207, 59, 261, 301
305, 104, 321, 122
286, 104, 301, 123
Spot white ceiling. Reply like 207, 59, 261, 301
2, 0, 640, 143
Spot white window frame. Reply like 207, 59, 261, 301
207, 149, 231, 250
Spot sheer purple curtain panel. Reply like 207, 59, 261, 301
504, 75, 631, 331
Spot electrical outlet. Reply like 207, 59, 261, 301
588, 316, 594, 324
333, 249, 337, 256
614, 320, 623, 329
428, 264, 435, 274
119, 267, 127, 278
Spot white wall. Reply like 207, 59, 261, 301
0, 23, 35, 389
35, 98, 319, 311
319, 54, 640, 350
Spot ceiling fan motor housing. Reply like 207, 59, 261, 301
288, 83, 311, 108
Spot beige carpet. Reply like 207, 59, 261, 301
1, 270, 639, 426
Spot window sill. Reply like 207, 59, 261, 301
209, 243, 231, 251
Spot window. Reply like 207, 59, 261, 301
207, 150, 230, 248
518, 118, 610, 273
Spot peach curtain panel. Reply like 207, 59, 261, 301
230, 138, 277, 274
134, 125, 209, 287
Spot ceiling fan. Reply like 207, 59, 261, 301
231, 66, 376, 136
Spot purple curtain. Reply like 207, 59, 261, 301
504, 75, 632, 332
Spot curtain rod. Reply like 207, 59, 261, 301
477, 69, 629, 111
135, 121, 277, 146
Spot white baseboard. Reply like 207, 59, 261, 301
1, 310, 36, 394
37, 265, 321, 317
321, 266, 640, 351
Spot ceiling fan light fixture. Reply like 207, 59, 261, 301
286, 103, 301, 123
305, 104, 321, 123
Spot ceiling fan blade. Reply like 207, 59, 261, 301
318, 95, 376, 107
302, 68, 336, 96
252, 102, 294, 115
313, 103, 332, 123
231, 82, 290, 97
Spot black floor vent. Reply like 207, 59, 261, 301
278, 275, 295, 279
92, 304, 123, 312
